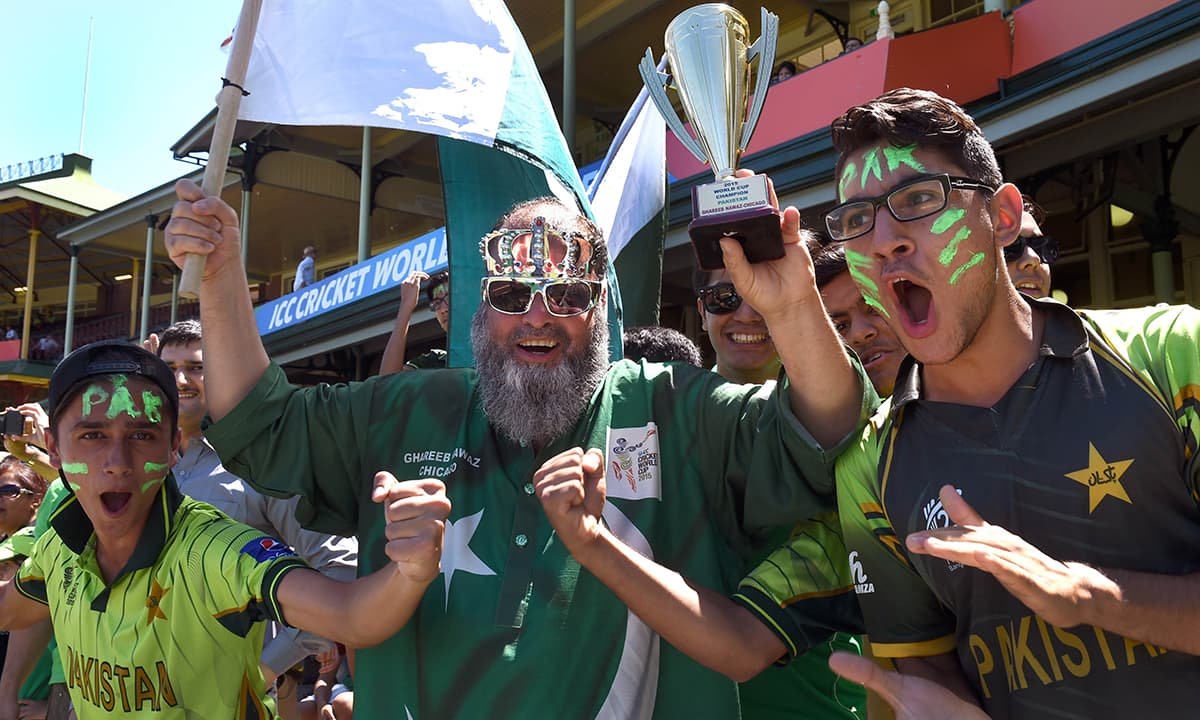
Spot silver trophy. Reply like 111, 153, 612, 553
639, 4, 780, 270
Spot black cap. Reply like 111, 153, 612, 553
48, 340, 179, 430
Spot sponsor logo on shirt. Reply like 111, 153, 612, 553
849, 550, 874, 594
240, 536, 297, 564
923, 489, 963, 572
605, 424, 661, 501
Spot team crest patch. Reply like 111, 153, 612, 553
923, 489, 963, 572
605, 423, 661, 501
240, 537, 297, 563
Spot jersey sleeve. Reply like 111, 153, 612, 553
202, 522, 310, 632
731, 511, 864, 663
1084, 304, 1200, 504
681, 355, 879, 542
14, 535, 52, 606
835, 416, 956, 659
204, 363, 376, 536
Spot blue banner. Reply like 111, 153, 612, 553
255, 227, 448, 336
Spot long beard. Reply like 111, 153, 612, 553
472, 305, 610, 448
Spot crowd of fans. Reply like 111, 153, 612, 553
0, 87, 1188, 720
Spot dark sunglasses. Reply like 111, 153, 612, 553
1003, 234, 1059, 265
698, 282, 743, 315
0, 484, 34, 500
481, 277, 602, 317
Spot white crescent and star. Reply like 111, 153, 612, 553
440, 508, 496, 609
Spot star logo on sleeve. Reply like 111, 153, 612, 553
145, 579, 170, 625
440, 509, 496, 609
1064, 443, 1135, 513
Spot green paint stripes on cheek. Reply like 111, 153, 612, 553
839, 162, 857, 202
862, 293, 892, 319
144, 462, 169, 475
930, 208, 966, 235
142, 392, 164, 424
860, 148, 883, 189
882, 145, 925, 173
844, 249, 881, 296
105, 374, 143, 420
81, 385, 109, 417
938, 226, 972, 266
949, 252, 986, 285
67, 482, 81, 492
61, 462, 89, 475
141, 478, 164, 493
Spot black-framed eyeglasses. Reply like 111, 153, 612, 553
429, 294, 449, 311
480, 277, 602, 317
825, 174, 996, 242
0, 484, 34, 500
1003, 234, 1059, 265
698, 282, 743, 315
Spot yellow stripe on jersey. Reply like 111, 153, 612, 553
867, 634, 957, 658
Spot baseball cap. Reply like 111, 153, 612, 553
48, 340, 179, 431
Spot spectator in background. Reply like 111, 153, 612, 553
3, 327, 15, 341
31, 337, 59, 362
841, 37, 863, 54
693, 266, 780, 383
622, 326, 702, 366
294, 246, 318, 292
0, 456, 45, 542
771, 60, 797, 84
380, 271, 450, 375
1006, 198, 1056, 299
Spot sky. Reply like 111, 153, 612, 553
0, 0, 243, 199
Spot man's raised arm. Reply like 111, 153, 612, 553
164, 178, 270, 420
721, 172, 865, 448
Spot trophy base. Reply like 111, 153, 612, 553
688, 205, 783, 271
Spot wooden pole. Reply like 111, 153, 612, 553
178, 0, 264, 297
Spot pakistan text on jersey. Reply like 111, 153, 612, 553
65, 645, 177, 712
967, 613, 1171, 699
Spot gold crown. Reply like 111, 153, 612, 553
479, 217, 596, 279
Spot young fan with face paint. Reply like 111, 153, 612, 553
821, 88, 1200, 719
0, 341, 453, 720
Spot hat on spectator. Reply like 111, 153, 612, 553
48, 340, 179, 431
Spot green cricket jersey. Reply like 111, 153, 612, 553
206, 358, 874, 720
838, 300, 1200, 717
734, 512, 866, 719
27, 478, 73, 690
15, 476, 308, 719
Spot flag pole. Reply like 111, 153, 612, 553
179, 0, 263, 298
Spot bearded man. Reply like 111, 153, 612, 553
163, 177, 868, 720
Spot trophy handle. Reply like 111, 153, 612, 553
739, 8, 779, 152
638, 48, 707, 165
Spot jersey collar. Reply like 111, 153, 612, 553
890, 296, 1091, 415
52, 473, 186, 577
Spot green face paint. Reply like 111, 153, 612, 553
141, 478, 164, 493
839, 162, 857, 202
860, 148, 883, 189
938, 226, 972, 267
61, 462, 89, 475
105, 374, 143, 421
67, 482, 81, 492
142, 391, 164, 424
844, 249, 881, 296
143, 461, 168, 476
882, 145, 925, 173
845, 250, 892, 319
862, 293, 892, 319
949, 252, 986, 285
930, 208, 966, 235
81, 385, 110, 418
